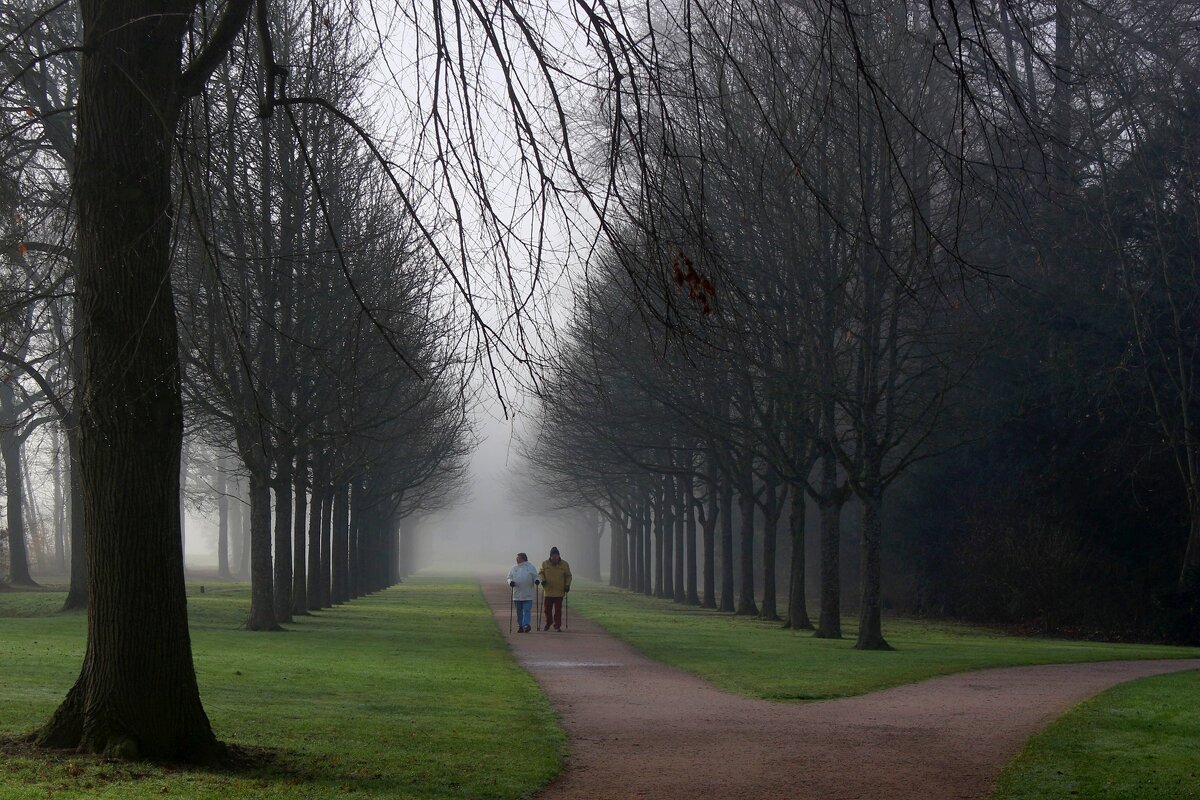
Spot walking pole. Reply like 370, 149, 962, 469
509, 584, 514, 633
565, 592, 569, 630
536, 583, 542, 632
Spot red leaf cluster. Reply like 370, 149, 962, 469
670, 251, 717, 315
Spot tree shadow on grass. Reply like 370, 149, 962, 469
0, 735, 322, 791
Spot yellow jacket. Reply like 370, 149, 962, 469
538, 559, 572, 597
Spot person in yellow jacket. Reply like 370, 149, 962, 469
538, 546, 572, 631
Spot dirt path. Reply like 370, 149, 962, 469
482, 580, 1200, 799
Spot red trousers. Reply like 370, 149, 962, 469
544, 596, 563, 629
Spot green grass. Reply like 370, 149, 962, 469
570, 583, 1200, 701
992, 669, 1200, 799
0, 578, 564, 799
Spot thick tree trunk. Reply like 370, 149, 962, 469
785, 485, 813, 630
736, 486, 759, 616
331, 483, 349, 604
760, 479, 781, 621
36, 0, 221, 756
719, 478, 735, 612
701, 471, 717, 609
653, 481, 666, 598
815, 449, 844, 639
2, 413, 37, 587
272, 459, 293, 623
307, 484, 324, 611
684, 472, 699, 605
660, 476, 673, 599
320, 481, 333, 606
641, 495, 652, 595
244, 466, 279, 631
238, 487, 251, 580
673, 477, 685, 603
855, 487, 891, 650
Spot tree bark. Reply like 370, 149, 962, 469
854, 486, 891, 650
61, 425, 86, 609
1, 397, 37, 587
785, 484, 813, 629
272, 457, 293, 622
815, 448, 844, 639
36, 0, 222, 756
332, 482, 349, 604
718, 477, 735, 612
736, 485, 759, 616
760, 478, 781, 620
216, 461, 230, 580
244, 465, 280, 631
291, 454, 309, 615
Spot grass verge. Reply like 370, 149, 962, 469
992, 669, 1200, 799
0, 577, 563, 799
570, 583, 1199, 701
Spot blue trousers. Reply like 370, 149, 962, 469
514, 599, 532, 629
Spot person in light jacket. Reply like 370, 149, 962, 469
538, 547, 572, 631
507, 552, 539, 633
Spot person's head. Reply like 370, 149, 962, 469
516, 552, 527, 564
549, 546, 560, 563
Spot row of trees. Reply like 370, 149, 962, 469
2, 0, 472, 757
523, 0, 1199, 645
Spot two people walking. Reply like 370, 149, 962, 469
507, 547, 572, 633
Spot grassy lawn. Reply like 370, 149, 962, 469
0, 578, 563, 799
570, 583, 1200, 701
992, 669, 1200, 799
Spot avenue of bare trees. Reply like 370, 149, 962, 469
520, 0, 1199, 649
1, 0, 1196, 765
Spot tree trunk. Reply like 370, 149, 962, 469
684, 472, 699, 605
760, 478, 781, 621
854, 486, 891, 650
815, 449, 844, 639
736, 485, 759, 616
307, 482, 324, 610
701, 467, 717, 609
320, 481, 333, 606
291, 455, 309, 615
719, 477, 735, 612
785, 484, 813, 629
61, 425, 86, 609
244, 466, 279, 631
2, 408, 37, 587
653, 480, 666, 598
53, 426, 66, 574
641, 494, 652, 595
36, 0, 221, 756
272, 458, 293, 623
673, 475, 685, 602
332, 482, 349, 604
216, 461, 230, 580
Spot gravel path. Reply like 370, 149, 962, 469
482, 580, 1200, 799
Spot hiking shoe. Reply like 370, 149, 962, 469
543, 622, 552, 631
554, 626, 562, 632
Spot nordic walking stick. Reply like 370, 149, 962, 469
565, 592, 569, 629
536, 583, 542, 632
509, 584, 514, 633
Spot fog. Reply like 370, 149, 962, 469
175, 403, 601, 581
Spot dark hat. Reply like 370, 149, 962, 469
550, 547, 560, 555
